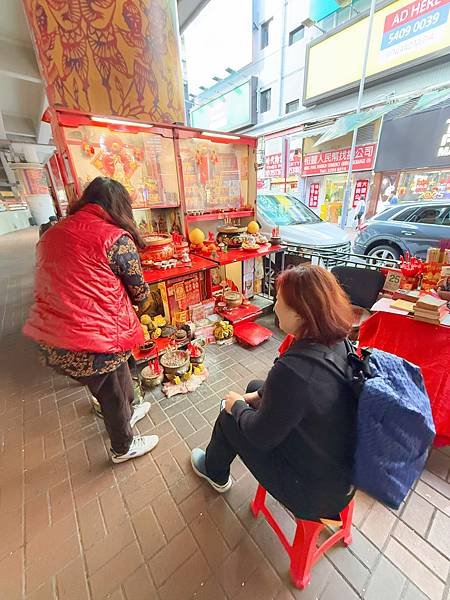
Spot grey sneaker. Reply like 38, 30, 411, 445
130, 401, 151, 428
111, 435, 159, 464
191, 448, 232, 493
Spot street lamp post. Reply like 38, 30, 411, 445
339, 0, 377, 229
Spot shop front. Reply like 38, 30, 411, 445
302, 143, 376, 224
374, 105, 450, 213
259, 130, 303, 194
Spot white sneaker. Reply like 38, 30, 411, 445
111, 435, 159, 464
130, 401, 151, 428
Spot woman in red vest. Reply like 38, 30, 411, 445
24, 177, 159, 463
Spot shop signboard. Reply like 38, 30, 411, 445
380, 0, 450, 61
304, 0, 450, 105
353, 180, 369, 207
302, 144, 376, 176
190, 79, 257, 132
375, 106, 450, 171
308, 183, 320, 207
287, 150, 302, 176
264, 153, 283, 178
438, 117, 450, 157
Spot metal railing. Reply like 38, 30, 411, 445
260, 244, 400, 302
282, 243, 400, 271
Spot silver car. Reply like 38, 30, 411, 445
256, 192, 351, 251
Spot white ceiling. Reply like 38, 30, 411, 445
0, 0, 209, 155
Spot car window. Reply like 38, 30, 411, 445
257, 194, 322, 226
441, 208, 450, 226
391, 207, 420, 222
408, 206, 450, 225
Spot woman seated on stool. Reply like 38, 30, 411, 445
191, 265, 356, 521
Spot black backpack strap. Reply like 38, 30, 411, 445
295, 340, 372, 398
344, 340, 373, 395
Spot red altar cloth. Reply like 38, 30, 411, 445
359, 311, 450, 447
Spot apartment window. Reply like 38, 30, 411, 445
289, 25, 304, 45
260, 88, 271, 113
285, 99, 299, 114
261, 19, 271, 49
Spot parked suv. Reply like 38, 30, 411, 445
353, 202, 450, 260
256, 192, 350, 252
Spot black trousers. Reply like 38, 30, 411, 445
205, 380, 286, 500
205, 380, 353, 520
77, 361, 134, 455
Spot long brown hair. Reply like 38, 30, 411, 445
277, 265, 353, 345
69, 177, 145, 248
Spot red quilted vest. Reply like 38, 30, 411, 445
23, 204, 144, 353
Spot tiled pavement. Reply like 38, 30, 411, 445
1, 228, 449, 600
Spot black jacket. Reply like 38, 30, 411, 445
232, 338, 356, 519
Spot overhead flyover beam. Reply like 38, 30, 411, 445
3, 114, 36, 139
0, 110, 6, 140
0, 38, 41, 83
177, 0, 211, 33
36, 95, 52, 145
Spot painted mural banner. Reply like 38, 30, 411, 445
22, 0, 185, 124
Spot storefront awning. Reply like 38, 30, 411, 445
289, 124, 333, 143
411, 87, 450, 113
313, 101, 408, 146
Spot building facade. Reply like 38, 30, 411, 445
187, 0, 450, 224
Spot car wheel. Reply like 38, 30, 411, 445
367, 245, 400, 261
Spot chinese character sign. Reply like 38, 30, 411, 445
353, 180, 369, 208
302, 144, 376, 176
308, 183, 320, 208
264, 153, 283, 178
288, 150, 302, 176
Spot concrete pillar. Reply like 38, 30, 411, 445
11, 164, 55, 225
22, 0, 185, 124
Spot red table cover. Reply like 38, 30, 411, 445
359, 311, 450, 447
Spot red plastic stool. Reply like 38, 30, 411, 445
250, 484, 354, 589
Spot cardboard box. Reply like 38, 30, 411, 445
194, 324, 216, 345
157, 282, 170, 321
242, 258, 255, 276
243, 271, 254, 298
253, 278, 262, 294
202, 298, 216, 317
189, 302, 205, 323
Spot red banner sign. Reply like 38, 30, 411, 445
353, 179, 369, 208
288, 150, 302, 176
308, 183, 320, 208
264, 153, 283, 178
302, 143, 377, 176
